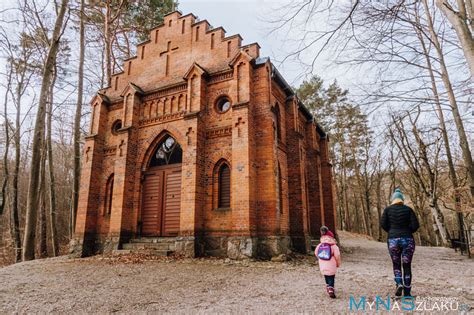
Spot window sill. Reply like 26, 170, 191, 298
214, 207, 231, 212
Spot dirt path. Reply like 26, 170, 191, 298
0, 232, 472, 314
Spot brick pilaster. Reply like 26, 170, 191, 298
72, 94, 109, 256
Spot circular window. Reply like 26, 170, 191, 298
216, 96, 231, 113
111, 120, 122, 135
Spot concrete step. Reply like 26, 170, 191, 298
112, 248, 171, 257
130, 237, 176, 244
122, 242, 175, 251
119, 237, 177, 256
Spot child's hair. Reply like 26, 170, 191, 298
320, 225, 329, 235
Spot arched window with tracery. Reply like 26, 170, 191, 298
149, 135, 183, 167
104, 174, 114, 215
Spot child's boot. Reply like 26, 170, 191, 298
326, 286, 336, 299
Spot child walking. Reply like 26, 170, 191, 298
315, 226, 341, 299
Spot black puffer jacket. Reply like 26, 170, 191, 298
380, 204, 419, 239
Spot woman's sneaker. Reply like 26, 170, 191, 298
327, 286, 336, 299
403, 286, 412, 298
395, 284, 404, 297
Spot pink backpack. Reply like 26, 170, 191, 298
317, 243, 332, 260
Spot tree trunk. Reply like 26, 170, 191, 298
435, 0, 474, 77
38, 146, 48, 258
0, 69, 12, 216
423, 0, 474, 202
22, 0, 69, 261
430, 201, 449, 245
352, 190, 361, 233
71, 0, 85, 237
11, 72, 22, 263
47, 66, 59, 256
341, 142, 350, 231
349, 141, 372, 236
375, 175, 383, 241
409, 112, 450, 245
333, 173, 344, 230
390, 113, 450, 246
364, 189, 372, 236
413, 15, 466, 244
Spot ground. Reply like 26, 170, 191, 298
0, 232, 472, 314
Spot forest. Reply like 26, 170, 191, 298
0, 0, 472, 265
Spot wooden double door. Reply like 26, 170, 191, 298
141, 164, 182, 236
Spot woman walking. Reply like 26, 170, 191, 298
381, 188, 419, 297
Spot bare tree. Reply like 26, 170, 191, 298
38, 138, 48, 258
389, 108, 451, 245
0, 66, 12, 217
47, 65, 59, 256
102, 0, 126, 86
421, 0, 474, 203
373, 149, 385, 241
411, 5, 467, 242
0, 25, 38, 262
276, 1, 472, 242
435, 0, 474, 76
71, 0, 85, 237
22, 0, 69, 261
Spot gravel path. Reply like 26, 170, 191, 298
0, 232, 472, 314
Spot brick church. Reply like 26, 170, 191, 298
71, 11, 336, 259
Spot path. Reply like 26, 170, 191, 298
0, 232, 472, 313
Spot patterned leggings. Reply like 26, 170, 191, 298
387, 237, 415, 289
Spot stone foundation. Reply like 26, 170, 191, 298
68, 233, 97, 258
175, 236, 199, 257
70, 233, 297, 260
256, 236, 292, 259
102, 237, 120, 255
202, 235, 292, 260
69, 234, 122, 258
227, 237, 257, 259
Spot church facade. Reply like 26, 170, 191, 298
71, 11, 336, 259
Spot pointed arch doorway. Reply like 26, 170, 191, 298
141, 134, 183, 236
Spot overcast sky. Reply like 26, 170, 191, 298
179, 0, 345, 88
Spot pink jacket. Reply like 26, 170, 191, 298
315, 235, 341, 276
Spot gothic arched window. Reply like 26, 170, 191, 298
104, 174, 114, 216
149, 135, 183, 167
278, 163, 283, 213
217, 162, 231, 208
275, 103, 282, 140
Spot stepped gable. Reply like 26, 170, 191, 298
103, 11, 261, 100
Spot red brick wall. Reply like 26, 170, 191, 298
74, 11, 336, 255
